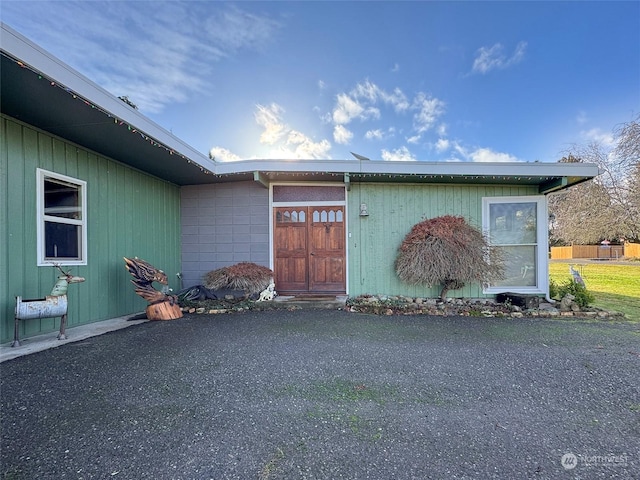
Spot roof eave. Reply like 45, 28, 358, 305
214, 159, 599, 190
1, 23, 216, 184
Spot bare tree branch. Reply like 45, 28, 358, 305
550, 116, 640, 244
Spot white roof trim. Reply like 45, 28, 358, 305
214, 158, 600, 178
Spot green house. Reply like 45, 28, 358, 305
1, 24, 599, 344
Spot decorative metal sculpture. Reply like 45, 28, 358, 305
123, 257, 182, 320
569, 264, 585, 286
13, 264, 85, 347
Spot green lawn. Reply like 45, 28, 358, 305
549, 261, 640, 322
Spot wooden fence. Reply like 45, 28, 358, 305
550, 243, 637, 259
626, 242, 640, 258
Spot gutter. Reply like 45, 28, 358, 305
543, 189, 568, 304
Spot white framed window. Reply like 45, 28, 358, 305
37, 168, 87, 266
482, 196, 548, 294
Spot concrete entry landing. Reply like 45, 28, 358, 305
273, 295, 348, 310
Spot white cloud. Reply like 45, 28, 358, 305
412, 93, 446, 133
317, 110, 333, 124
453, 143, 468, 157
209, 146, 242, 162
353, 81, 409, 112
353, 80, 381, 102
2, 3, 282, 114
286, 131, 332, 158
366, 127, 396, 141
582, 128, 615, 148
472, 44, 504, 74
389, 87, 408, 110
204, 5, 282, 52
330, 79, 446, 146
511, 41, 527, 63
255, 103, 287, 145
385, 87, 410, 113
332, 93, 365, 124
472, 41, 528, 74
363, 107, 381, 121
365, 129, 384, 140
381, 146, 416, 161
327, 80, 446, 158
331, 81, 410, 130
435, 138, 450, 153
391, 63, 400, 73
334, 125, 354, 144
469, 147, 519, 163
212, 103, 332, 160
318, 80, 326, 90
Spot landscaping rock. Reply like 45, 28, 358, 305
179, 292, 620, 320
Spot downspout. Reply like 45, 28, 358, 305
545, 289, 556, 304
544, 190, 564, 304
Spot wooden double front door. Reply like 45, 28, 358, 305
274, 206, 346, 295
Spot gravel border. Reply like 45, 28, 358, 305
1, 311, 638, 479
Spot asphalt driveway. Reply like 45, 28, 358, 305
1, 311, 639, 479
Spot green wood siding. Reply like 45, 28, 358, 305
347, 182, 538, 298
1, 116, 181, 343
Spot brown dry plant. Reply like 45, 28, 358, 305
395, 215, 504, 300
203, 262, 274, 294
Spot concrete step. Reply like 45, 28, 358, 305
273, 295, 347, 310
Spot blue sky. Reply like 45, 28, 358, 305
2, 1, 639, 162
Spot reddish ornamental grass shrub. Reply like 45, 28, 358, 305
395, 215, 503, 300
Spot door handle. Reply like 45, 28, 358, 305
310, 252, 315, 256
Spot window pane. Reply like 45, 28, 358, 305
273, 185, 345, 202
494, 246, 537, 287
489, 202, 537, 244
45, 221, 80, 259
38, 169, 87, 265
44, 178, 81, 220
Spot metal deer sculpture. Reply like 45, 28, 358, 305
123, 257, 182, 320
12, 265, 85, 347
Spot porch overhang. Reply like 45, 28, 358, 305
539, 177, 568, 194
216, 160, 599, 192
